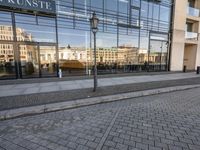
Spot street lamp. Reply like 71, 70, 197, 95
160, 41, 163, 70
90, 12, 99, 92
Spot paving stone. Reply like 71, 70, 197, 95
104, 140, 116, 147
67, 142, 77, 149
76, 145, 89, 150
1, 88, 200, 150
113, 137, 124, 144
135, 142, 148, 149
116, 143, 128, 150
148, 146, 162, 150
86, 141, 98, 148
76, 138, 88, 145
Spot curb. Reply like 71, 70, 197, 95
1, 84, 200, 120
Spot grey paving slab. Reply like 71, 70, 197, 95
0, 85, 16, 91
56, 80, 76, 85
1, 76, 200, 111
39, 86, 60, 93
12, 83, 38, 89
23, 87, 40, 94
0, 89, 25, 97
0, 72, 199, 98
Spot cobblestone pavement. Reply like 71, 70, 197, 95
1, 88, 200, 150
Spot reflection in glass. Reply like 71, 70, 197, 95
94, 32, 117, 74
132, 0, 140, 7
0, 44, 16, 78
40, 46, 57, 77
58, 29, 89, 76
0, 0, 172, 79
118, 28, 140, 72
0, 11, 13, 41
15, 13, 56, 43
141, 1, 148, 18
105, 0, 117, 13
91, 0, 103, 11
19, 45, 39, 78
139, 30, 149, 68
119, 0, 129, 15
149, 40, 168, 71
160, 6, 170, 22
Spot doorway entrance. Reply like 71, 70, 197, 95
18, 43, 57, 78
183, 44, 197, 71
148, 32, 169, 71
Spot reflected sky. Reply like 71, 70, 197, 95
0, 0, 172, 49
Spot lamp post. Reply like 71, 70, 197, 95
90, 12, 99, 92
160, 41, 163, 70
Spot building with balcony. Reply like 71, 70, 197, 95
171, 0, 200, 71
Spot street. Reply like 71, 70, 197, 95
1, 88, 200, 150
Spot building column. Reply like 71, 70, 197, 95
170, 0, 187, 71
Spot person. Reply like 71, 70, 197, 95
144, 61, 148, 71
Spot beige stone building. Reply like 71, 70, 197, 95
171, 0, 200, 71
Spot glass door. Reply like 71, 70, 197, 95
148, 32, 169, 71
39, 45, 57, 77
19, 44, 39, 78
149, 40, 168, 71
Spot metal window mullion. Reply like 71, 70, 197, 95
12, 11, 20, 79
55, 17, 59, 77
72, 0, 75, 29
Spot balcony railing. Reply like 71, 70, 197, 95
187, 6, 200, 17
185, 32, 198, 40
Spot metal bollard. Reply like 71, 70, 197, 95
59, 69, 62, 78
88, 69, 91, 76
183, 65, 186, 73
197, 66, 200, 74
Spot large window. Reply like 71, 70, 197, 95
58, 28, 89, 76
0, 43, 16, 79
0, 0, 172, 79
19, 45, 39, 78
40, 46, 57, 77
118, 28, 140, 72
104, 0, 117, 14
149, 33, 169, 71
91, 0, 103, 12
0, 12, 16, 79
0, 11, 13, 41
160, 6, 170, 22
15, 14, 56, 43
94, 32, 117, 74
132, 0, 140, 7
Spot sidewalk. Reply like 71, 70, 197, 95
1, 72, 200, 120
0, 72, 198, 97
0, 72, 200, 113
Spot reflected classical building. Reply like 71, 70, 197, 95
117, 45, 139, 65
0, 25, 33, 66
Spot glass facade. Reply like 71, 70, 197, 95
0, 0, 172, 79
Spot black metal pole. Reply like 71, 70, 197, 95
160, 41, 163, 71
93, 32, 97, 92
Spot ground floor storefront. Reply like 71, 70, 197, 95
0, 0, 172, 79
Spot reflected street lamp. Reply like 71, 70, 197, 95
90, 12, 99, 92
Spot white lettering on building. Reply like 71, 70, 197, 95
0, 0, 55, 12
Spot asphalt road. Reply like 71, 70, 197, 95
1, 88, 200, 150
